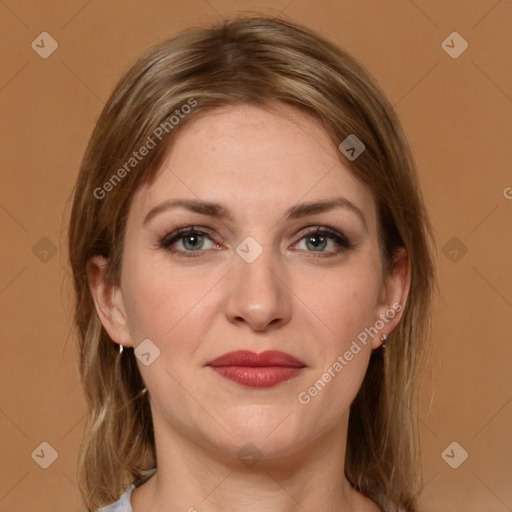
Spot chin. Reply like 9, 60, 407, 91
210, 412, 310, 459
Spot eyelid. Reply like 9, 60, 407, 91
158, 225, 218, 250
291, 226, 352, 253
293, 225, 349, 242
158, 224, 353, 259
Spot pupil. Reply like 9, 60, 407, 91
185, 234, 202, 249
308, 234, 326, 250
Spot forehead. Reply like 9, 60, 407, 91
129, 103, 376, 227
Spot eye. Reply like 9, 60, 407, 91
158, 226, 218, 258
158, 225, 352, 259
293, 227, 352, 257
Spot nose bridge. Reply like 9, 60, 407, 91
225, 233, 291, 331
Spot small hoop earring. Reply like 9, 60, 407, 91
381, 334, 388, 348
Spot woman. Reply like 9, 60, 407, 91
68, 15, 437, 512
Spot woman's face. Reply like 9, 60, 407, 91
91, 103, 409, 464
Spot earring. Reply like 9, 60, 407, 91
381, 334, 388, 348
119, 344, 124, 354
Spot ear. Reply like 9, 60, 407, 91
87, 255, 134, 348
372, 247, 411, 350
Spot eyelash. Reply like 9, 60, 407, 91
158, 225, 352, 259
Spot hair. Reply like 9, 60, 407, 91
68, 14, 437, 512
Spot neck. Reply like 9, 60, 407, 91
131, 409, 379, 512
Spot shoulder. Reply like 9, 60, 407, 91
94, 484, 136, 512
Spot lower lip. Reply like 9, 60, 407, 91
209, 366, 304, 388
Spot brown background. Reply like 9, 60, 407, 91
1, 1, 511, 511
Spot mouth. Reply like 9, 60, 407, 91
206, 350, 306, 388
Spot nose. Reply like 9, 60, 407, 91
224, 241, 292, 332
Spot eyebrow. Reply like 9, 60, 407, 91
143, 197, 368, 232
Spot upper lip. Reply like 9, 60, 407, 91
206, 350, 306, 368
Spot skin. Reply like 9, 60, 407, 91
88, 103, 410, 512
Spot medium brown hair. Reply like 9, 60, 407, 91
68, 15, 437, 511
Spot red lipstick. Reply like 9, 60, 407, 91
206, 350, 306, 388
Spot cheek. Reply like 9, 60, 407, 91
121, 251, 213, 345
291, 260, 381, 413
296, 260, 382, 344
